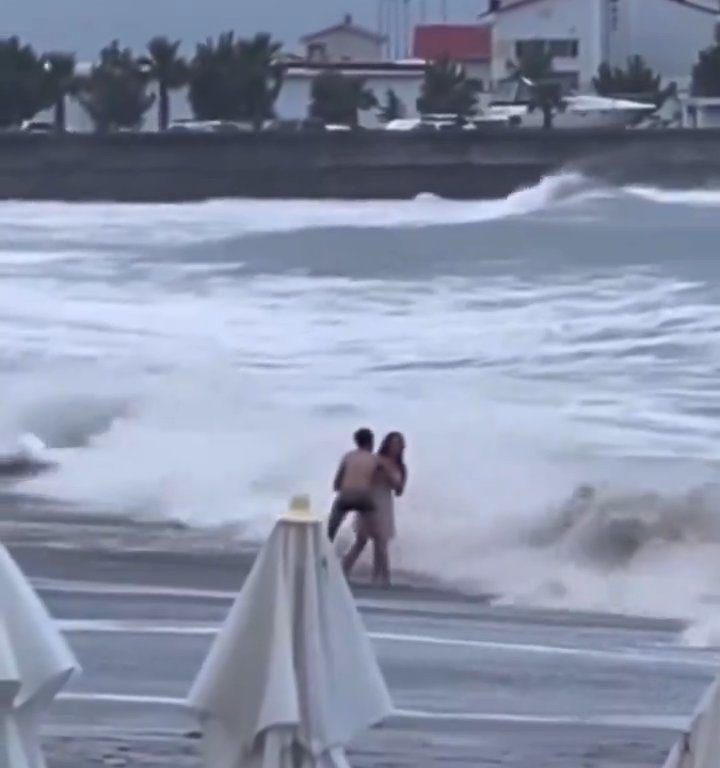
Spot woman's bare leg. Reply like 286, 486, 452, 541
372, 539, 391, 586
342, 533, 368, 576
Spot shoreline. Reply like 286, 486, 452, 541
0, 491, 687, 631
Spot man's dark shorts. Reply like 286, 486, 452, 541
327, 490, 375, 541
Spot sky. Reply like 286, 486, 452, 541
3, 0, 481, 60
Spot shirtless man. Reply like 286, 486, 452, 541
327, 428, 380, 542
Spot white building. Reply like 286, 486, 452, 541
300, 14, 387, 62
52, 60, 426, 131
683, 96, 720, 126
276, 61, 426, 128
481, 0, 720, 92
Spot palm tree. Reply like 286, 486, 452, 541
509, 50, 561, 129
692, 43, 720, 97
77, 41, 155, 133
593, 55, 662, 103
511, 48, 554, 82
41, 52, 76, 131
416, 58, 480, 118
139, 37, 187, 131
0, 37, 47, 128
238, 33, 284, 130
309, 72, 377, 128
378, 89, 405, 123
188, 31, 283, 129
189, 31, 236, 122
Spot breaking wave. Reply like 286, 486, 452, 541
0, 171, 592, 252
624, 186, 720, 207
394, 478, 720, 635
11, 374, 720, 638
4, 173, 720, 632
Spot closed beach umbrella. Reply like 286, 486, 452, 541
188, 496, 393, 768
0, 542, 79, 768
662, 677, 720, 768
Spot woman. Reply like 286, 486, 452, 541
342, 431, 407, 586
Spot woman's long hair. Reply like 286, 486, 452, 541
378, 431, 407, 494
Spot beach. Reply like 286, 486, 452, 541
1, 498, 713, 768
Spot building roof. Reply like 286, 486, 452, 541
285, 67, 426, 82
413, 24, 492, 62
283, 60, 427, 78
285, 60, 427, 72
479, 0, 719, 18
301, 14, 387, 44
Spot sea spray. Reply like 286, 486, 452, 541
2, 182, 720, 624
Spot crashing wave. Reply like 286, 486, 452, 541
524, 482, 720, 568
0, 433, 57, 481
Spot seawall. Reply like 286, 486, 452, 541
1, 129, 720, 201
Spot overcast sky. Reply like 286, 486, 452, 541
3, 0, 480, 59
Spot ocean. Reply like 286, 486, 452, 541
3, 174, 720, 642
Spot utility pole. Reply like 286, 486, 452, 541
403, 0, 411, 57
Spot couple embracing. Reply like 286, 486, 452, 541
327, 427, 407, 586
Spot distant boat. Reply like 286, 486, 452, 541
488, 77, 657, 129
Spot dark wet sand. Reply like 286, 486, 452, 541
0, 497, 711, 768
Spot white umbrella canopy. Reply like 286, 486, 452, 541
663, 677, 720, 768
189, 506, 393, 768
0, 542, 80, 768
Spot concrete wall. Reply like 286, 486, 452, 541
2, 129, 720, 202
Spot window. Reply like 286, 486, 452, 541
307, 42, 327, 61
609, 0, 620, 32
515, 40, 545, 61
548, 39, 579, 58
514, 39, 579, 61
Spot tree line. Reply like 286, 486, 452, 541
0, 33, 409, 132
2, 32, 720, 132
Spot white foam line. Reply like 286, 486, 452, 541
394, 708, 686, 730
32, 578, 454, 616
59, 692, 186, 707
58, 619, 709, 667
55, 693, 685, 730
33, 578, 236, 601
62, 619, 216, 636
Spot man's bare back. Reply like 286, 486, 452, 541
328, 427, 379, 542
335, 449, 379, 493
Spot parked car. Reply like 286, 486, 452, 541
168, 119, 267, 133
20, 120, 55, 133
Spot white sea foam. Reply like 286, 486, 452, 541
624, 186, 720, 207
0, 172, 588, 254
2, 175, 720, 624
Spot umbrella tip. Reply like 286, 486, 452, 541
281, 494, 318, 523
291, 494, 311, 511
